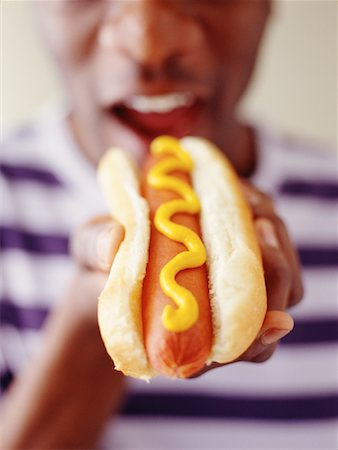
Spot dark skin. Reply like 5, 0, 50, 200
1, 1, 303, 448
38, 0, 268, 173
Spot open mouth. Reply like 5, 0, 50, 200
107, 92, 205, 140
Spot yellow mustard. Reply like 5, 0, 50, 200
147, 136, 207, 332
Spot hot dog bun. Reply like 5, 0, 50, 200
97, 137, 267, 380
97, 150, 155, 380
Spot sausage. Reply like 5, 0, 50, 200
141, 153, 213, 378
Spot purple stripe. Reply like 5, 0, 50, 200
1, 227, 335, 265
0, 301, 49, 329
279, 180, 338, 200
1, 368, 336, 422
0, 163, 62, 186
0, 226, 69, 255
1, 299, 337, 345
298, 246, 338, 267
0, 369, 14, 393
281, 318, 338, 344
122, 392, 338, 420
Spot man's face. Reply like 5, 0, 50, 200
37, 0, 269, 164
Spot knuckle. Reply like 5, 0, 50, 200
253, 198, 276, 220
290, 280, 305, 305
261, 192, 273, 204
266, 214, 286, 234
256, 189, 274, 208
252, 345, 277, 363
242, 182, 275, 211
267, 252, 291, 285
276, 257, 291, 281
252, 353, 272, 363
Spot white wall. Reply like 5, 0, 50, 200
241, 0, 337, 150
1, 0, 337, 149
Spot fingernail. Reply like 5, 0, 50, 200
99, 25, 113, 48
260, 328, 291, 346
256, 219, 279, 248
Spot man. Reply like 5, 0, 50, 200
1, 1, 336, 448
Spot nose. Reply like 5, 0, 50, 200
98, 1, 204, 75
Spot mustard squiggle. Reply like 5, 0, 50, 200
147, 136, 207, 332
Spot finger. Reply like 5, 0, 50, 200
257, 209, 304, 307
241, 310, 294, 362
190, 310, 294, 375
255, 218, 291, 311
250, 343, 278, 363
242, 183, 304, 307
270, 218, 304, 307
241, 181, 275, 216
71, 216, 124, 272
191, 218, 294, 375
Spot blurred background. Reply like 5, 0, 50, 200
1, 0, 337, 151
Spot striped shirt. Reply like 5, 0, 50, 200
1, 112, 337, 449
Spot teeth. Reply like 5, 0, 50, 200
125, 92, 195, 113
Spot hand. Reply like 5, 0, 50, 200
76, 184, 303, 377
1, 217, 126, 449
192, 181, 304, 376
70, 216, 125, 325
241, 181, 303, 359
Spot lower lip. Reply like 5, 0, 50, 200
109, 101, 205, 142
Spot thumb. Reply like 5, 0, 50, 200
70, 216, 124, 272
241, 311, 294, 362
258, 310, 294, 345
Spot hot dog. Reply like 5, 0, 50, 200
97, 136, 267, 380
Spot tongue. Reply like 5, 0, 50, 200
115, 103, 201, 136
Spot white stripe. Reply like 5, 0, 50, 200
1, 177, 74, 233
1, 143, 52, 171
0, 346, 6, 370
1, 251, 74, 306
1, 114, 108, 221
100, 417, 338, 450
1, 177, 106, 235
128, 344, 337, 396
0, 328, 42, 374
2, 333, 336, 396
277, 197, 337, 246
291, 268, 337, 319
255, 126, 337, 187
